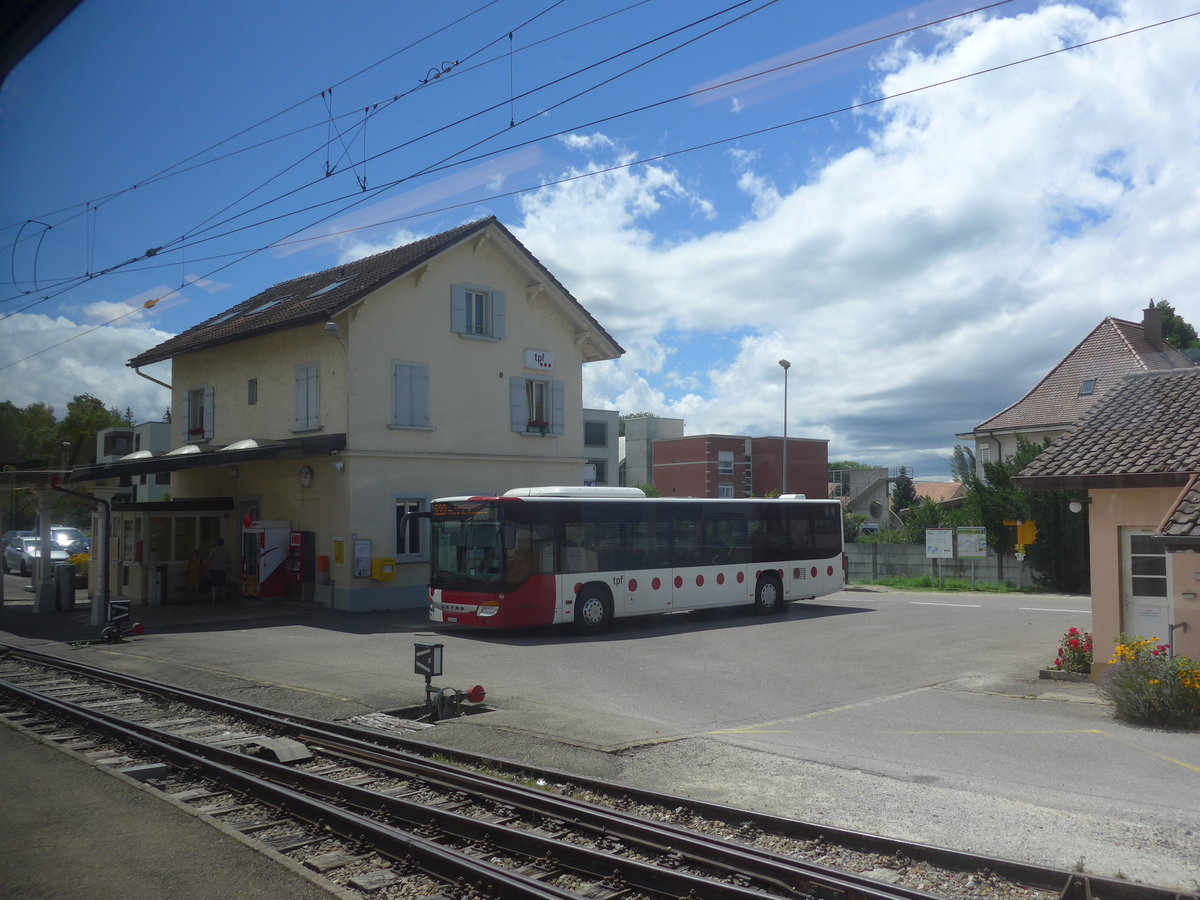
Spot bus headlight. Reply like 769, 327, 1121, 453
476, 601, 500, 617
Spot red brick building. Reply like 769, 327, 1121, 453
651, 434, 828, 499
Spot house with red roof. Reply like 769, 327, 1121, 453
957, 304, 1195, 475
1015, 368, 1200, 667
70, 218, 623, 611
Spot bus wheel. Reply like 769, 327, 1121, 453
574, 587, 612, 635
754, 574, 783, 615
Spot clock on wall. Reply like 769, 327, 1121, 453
298, 465, 314, 488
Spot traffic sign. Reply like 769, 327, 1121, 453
414, 642, 443, 677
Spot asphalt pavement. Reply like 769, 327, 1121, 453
1, 578, 1198, 894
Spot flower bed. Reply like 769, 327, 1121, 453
1099, 634, 1200, 729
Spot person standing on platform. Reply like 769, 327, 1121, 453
206, 538, 229, 603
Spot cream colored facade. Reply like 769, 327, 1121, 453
1088, 487, 1200, 671
103, 223, 620, 611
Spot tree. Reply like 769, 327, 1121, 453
634, 483, 660, 497
891, 467, 917, 513
1153, 299, 1200, 350
60, 394, 125, 466
950, 445, 976, 484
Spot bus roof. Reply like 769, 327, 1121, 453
503, 486, 647, 498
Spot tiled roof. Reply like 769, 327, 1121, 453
1016, 368, 1200, 485
129, 217, 623, 367
1159, 475, 1200, 539
914, 482, 964, 503
972, 317, 1195, 433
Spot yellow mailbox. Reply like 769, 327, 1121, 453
370, 558, 396, 582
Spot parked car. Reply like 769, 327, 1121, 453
3, 536, 70, 576
50, 526, 87, 548
1, 530, 33, 547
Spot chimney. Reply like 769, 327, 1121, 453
1143, 301, 1164, 351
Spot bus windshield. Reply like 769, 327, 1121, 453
430, 500, 507, 590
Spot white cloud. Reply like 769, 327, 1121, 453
519, 2, 1200, 474
0, 311, 174, 423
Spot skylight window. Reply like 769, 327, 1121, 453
1079, 378, 1096, 396
306, 275, 357, 299
210, 309, 241, 325
245, 295, 290, 316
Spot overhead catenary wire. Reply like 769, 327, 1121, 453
2, 5, 1195, 372
1, 0, 769, 301
0, 0, 626, 257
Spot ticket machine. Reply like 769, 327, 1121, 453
241, 520, 290, 599
287, 530, 316, 601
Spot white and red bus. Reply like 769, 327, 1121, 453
411, 486, 845, 634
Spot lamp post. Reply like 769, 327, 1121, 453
778, 359, 791, 495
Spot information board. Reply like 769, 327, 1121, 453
925, 528, 954, 559
956, 527, 987, 558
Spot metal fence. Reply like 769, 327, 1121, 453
845, 542, 1036, 589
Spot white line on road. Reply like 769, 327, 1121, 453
909, 601, 981, 608
1018, 607, 1091, 614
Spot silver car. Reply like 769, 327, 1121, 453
3, 536, 70, 576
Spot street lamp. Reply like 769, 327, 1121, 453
778, 359, 791, 495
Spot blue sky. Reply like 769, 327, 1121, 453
2, 0, 1198, 478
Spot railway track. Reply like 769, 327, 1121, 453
1, 643, 1195, 900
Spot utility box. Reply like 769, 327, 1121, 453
370, 558, 396, 582
53, 563, 75, 611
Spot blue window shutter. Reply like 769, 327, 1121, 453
491, 290, 506, 339
295, 365, 318, 429
509, 377, 527, 432
550, 380, 565, 434
392, 364, 409, 425
306, 369, 318, 428
202, 386, 215, 440
450, 284, 467, 334
294, 370, 306, 428
412, 365, 430, 426
394, 363, 430, 426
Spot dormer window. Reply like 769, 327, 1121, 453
1079, 378, 1096, 396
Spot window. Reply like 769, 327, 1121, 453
392, 362, 430, 428
527, 380, 547, 424
395, 498, 425, 559
183, 386, 213, 442
451, 284, 505, 338
718, 450, 734, 474
584, 421, 608, 447
247, 378, 257, 406
294, 363, 319, 430
1079, 378, 1096, 396
103, 431, 133, 457
718, 482, 734, 498
510, 377, 565, 434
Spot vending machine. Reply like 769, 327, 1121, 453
241, 520, 291, 600
287, 530, 316, 601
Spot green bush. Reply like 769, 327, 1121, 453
1099, 634, 1200, 729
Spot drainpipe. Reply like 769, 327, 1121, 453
135, 368, 171, 390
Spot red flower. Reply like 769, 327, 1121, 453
1068, 638, 1080, 649
1068, 627, 1079, 635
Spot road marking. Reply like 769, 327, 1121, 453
1094, 729, 1200, 775
1018, 607, 1090, 613
893, 729, 1104, 735
908, 601, 981, 608
711, 686, 935, 733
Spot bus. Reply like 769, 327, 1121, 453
409, 486, 845, 634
